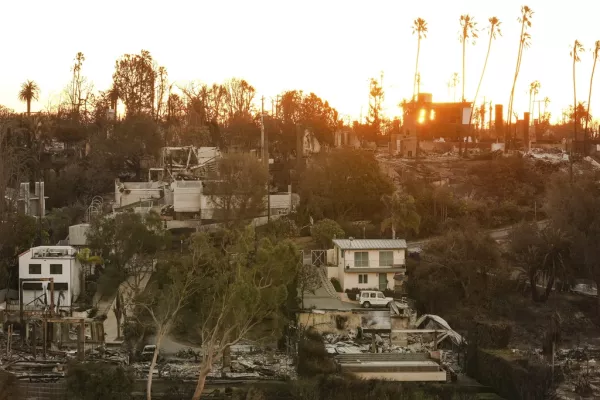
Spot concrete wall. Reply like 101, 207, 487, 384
68, 224, 90, 246
19, 249, 81, 307
115, 180, 163, 208
342, 272, 395, 291
173, 181, 202, 213
350, 371, 447, 382
298, 310, 363, 334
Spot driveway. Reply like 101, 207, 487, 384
302, 287, 357, 310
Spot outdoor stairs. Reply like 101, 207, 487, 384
318, 266, 339, 299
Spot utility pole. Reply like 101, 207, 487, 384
261, 96, 270, 222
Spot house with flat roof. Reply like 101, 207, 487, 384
18, 246, 83, 312
330, 239, 407, 292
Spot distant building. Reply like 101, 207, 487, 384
330, 239, 407, 292
18, 246, 83, 311
5, 181, 47, 218
400, 93, 472, 143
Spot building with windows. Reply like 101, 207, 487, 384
18, 246, 83, 311
330, 239, 407, 292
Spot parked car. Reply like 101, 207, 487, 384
141, 344, 160, 361
359, 290, 393, 308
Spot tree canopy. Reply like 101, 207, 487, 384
298, 149, 394, 221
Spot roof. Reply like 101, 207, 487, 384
415, 314, 465, 346
332, 239, 407, 250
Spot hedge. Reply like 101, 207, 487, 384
297, 329, 336, 377
330, 278, 342, 292
466, 348, 561, 400
469, 320, 513, 349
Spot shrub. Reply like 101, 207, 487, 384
297, 329, 336, 377
66, 362, 134, 400
330, 278, 342, 292
311, 219, 345, 248
469, 320, 513, 349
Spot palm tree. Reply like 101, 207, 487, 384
459, 15, 478, 103
571, 40, 584, 168
18, 80, 40, 116
529, 81, 541, 119
585, 41, 600, 146
507, 6, 534, 149
448, 73, 460, 102
381, 192, 421, 239
412, 18, 428, 100
469, 18, 501, 126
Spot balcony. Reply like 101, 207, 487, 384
342, 261, 406, 274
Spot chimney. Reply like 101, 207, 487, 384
495, 104, 504, 140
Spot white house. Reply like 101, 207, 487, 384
18, 246, 83, 310
330, 239, 407, 292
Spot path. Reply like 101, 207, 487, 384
101, 271, 152, 343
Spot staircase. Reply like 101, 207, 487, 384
317, 266, 339, 299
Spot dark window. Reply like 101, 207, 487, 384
22, 282, 42, 290
359, 274, 368, 284
53, 283, 68, 291
29, 264, 41, 274
50, 264, 62, 274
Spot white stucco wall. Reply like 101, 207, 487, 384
341, 272, 395, 291
19, 247, 82, 307
336, 248, 405, 268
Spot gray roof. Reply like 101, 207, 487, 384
332, 239, 407, 250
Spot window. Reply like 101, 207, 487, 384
29, 264, 41, 274
370, 292, 376, 298
358, 274, 368, 284
379, 251, 394, 267
361, 292, 369, 298
355, 252, 369, 267
377, 293, 385, 299
54, 283, 68, 291
22, 282, 42, 290
50, 264, 62, 274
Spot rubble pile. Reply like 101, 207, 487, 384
132, 348, 296, 381
555, 346, 600, 399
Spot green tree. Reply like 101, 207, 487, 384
380, 192, 421, 239
421, 222, 499, 301
545, 172, 600, 315
507, 6, 534, 148
509, 222, 570, 302
18, 80, 40, 116
310, 218, 344, 248
459, 15, 478, 103
66, 362, 134, 400
205, 153, 269, 223
412, 18, 428, 99
135, 256, 202, 400
298, 149, 394, 221
102, 115, 162, 180
112, 50, 160, 117
177, 228, 298, 399
470, 17, 502, 131
0, 214, 40, 286
86, 211, 169, 298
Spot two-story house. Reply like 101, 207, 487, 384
331, 239, 407, 292
18, 246, 83, 311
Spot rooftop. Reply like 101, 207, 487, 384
332, 239, 407, 250
20, 246, 77, 259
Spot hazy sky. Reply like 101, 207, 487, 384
1, 0, 599, 124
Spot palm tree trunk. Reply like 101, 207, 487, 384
414, 38, 421, 100
468, 32, 494, 157
507, 22, 527, 150
572, 46, 577, 182
27, 99, 31, 116
585, 51, 598, 154
462, 39, 466, 103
